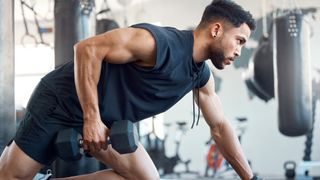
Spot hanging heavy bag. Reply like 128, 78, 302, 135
54, 0, 96, 68
95, 2, 119, 35
244, 26, 274, 102
96, 18, 119, 35
54, 0, 99, 177
274, 11, 313, 136
252, 35, 274, 101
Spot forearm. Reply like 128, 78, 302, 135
211, 120, 253, 180
74, 43, 102, 121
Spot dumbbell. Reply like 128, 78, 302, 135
55, 120, 138, 161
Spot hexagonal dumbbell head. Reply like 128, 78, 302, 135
110, 120, 138, 154
55, 128, 83, 161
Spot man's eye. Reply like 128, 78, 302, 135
238, 39, 245, 45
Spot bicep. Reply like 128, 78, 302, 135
197, 74, 225, 128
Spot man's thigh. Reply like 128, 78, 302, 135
0, 141, 44, 179
15, 82, 82, 166
92, 143, 160, 180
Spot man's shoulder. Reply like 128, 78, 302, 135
131, 23, 184, 34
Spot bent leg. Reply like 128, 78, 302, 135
52, 170, 125, 180
93, 142, 159, 180
53, 143, 159, 180
0, 141, 44, 180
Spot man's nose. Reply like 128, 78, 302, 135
235, 51, 240, 57
235, 47, 241, 57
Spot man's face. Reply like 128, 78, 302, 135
210, 23, 251, 70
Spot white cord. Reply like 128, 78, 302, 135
262, 0, 268, 37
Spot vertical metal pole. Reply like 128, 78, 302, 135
0, 0, 15, 153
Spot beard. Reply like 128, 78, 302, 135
210, 47, 226, 70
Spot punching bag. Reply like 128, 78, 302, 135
274, 12, 312, 136
244, 34, 274, 102
53, 0, 99, 177
54, 0, 96, 68
95, 7, 119, 35
96, 19, 119, 35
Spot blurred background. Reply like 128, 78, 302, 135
1, 0, 320, 179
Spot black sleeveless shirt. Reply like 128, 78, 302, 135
41, 23, 210, 127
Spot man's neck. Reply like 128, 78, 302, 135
192, 28, 210, 63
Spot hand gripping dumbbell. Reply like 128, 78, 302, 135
54, 120, 139, 161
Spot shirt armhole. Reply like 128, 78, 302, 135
197, 63, 211, 88
130, 23, 164, 72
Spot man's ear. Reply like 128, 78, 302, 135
210, 23, 222, 38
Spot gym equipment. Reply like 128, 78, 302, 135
205, 117, 249, 178
161, 122, 199, 177
55, 120, 138, 161
54, 0, 96, 68
55, 128, 89, 161
295, 78, 320, 179
140, 120, 199, 178
284, 161, 296, 179
139, 117, 165, 170
244, 5, 274, 102
53, 0, 97, 176
296, 161, 320, 178
274, 11, 313, 136
19, 0, 52, 46
95, 2, 119, 35
109, 120, 138, 154
96, 18, 119, 35
244, 30, 274, 102
204, 141, 225, 177
244, 7, 318, 136
303, 82, 318, 162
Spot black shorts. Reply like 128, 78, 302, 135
14, 82, 83, 165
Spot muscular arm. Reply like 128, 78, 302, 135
196, 74, 253, 180
73, 28, 156, 152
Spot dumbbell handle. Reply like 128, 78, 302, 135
78, 138, 111, 147
77, 139, 90, 157
79, 139, 83, 147
79, 120, 138, 154
78, 139, 111, 158
78, 139, 111, 155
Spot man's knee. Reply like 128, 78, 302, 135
0, 168, 34, 180
145, 171, 160, 180
124, 169, 160, 180
0, 142, 43, 180
120, 162, 160, 180
0, 163, 36, 180
94, 143, 160, 180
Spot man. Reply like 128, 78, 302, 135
0, 0, 258, 179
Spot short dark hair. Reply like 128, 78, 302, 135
199, 0, 256, 31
